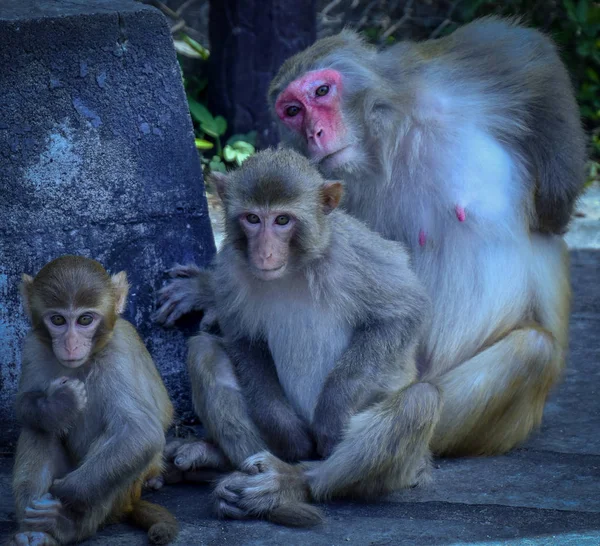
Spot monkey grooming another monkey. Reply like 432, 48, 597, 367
157, 17, 584, 462
11, 256, 178, 546
164, 148, 438, 526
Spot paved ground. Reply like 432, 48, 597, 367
1, 186, 598, 545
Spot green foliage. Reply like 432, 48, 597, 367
179, 36, 256, 175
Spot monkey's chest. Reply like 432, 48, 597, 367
264, 308, 353, 423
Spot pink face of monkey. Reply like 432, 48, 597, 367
275, 69, 355, 168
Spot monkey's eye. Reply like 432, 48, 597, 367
275, 215, 290, 226
246, 214, 261, 224
77, 314, 94, 326
50, 315, 66, 326
315, 85, 329, 97
285, 105, 300, 117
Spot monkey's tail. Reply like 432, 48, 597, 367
267, 501, 324, 527
129, 499, 179, 545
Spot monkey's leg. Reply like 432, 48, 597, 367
429, 325, 564, 456
214, 382, 442, 526
182, 333, 267, 469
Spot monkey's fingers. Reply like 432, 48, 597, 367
214, 498, 247, 520
11, 532, 58, 546
163, 438, 186, 460
22, 516, 54, 532
144, 475, 165, 490
174, 440, 229, 471
167, 263, 202, 278
30, 497, 62, 511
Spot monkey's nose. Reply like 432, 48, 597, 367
307, 125, 324, 141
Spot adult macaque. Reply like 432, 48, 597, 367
266, 16, 584, 457
163, 148, 437, 525
11, 256, 178, 546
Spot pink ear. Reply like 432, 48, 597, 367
321, 181, 344, 214
209, 172, 229, 202
111, 271, 129, 315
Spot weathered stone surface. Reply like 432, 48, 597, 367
1, 251, 598, 545
0, 0, 215, 447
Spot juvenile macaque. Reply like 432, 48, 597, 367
163, 148, 438, 525
11, 256, 178, 545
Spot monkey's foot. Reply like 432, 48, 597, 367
213, 452, 322, 527
168, 439, 230, 472
10, 531, 58, 546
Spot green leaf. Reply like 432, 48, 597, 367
188, 98, 215, 125
231, 141, 254, 154
209, 156, 227, 173
564, 0, 578, 21
227, 131, 257, 147
194, 138, 214, 150
576, 0, 589, 23
201, 120, 220, 138
214, 116, 227, 136
182, 34, 210, 60
587, 68, 599, 83
223, 145, 236, 163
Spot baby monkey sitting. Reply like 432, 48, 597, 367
11, 256, 177, 545
164, 148, 439, 526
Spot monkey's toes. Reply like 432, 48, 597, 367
145, 476, 164, 490
163, 438, 186, 460
240, 451, 279, 475
11, 532, 58, 546
173, 441, 210, 470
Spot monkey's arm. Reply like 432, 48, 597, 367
154, 264, 217, 327
50, 390, 165, 508
312, 318, 420, 457
228, 338, 315, 460
16, 382, 85, 435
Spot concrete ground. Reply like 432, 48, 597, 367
1, 185, 598, 545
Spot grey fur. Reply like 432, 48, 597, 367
173, 149, 438, 524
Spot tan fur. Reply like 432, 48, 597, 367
11, 256, 177, 545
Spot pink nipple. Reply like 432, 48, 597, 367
455, 205, 466, 222
419, 229, 426, 247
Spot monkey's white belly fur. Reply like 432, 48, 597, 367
265, 302, 353, 422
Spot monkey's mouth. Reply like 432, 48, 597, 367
254, 264, 286, 281
319, 146, 353, 168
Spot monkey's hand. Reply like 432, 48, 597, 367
49, 476, 91, 514
154, 263, 218, 328
41, 378, 87, 434
214, 452, 323, 527
21, 493, 76, 538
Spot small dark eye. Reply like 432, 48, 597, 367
50, 315, 66, 326
77, 314, 93, 326
286, 105, 300, 117
246, 214, 260, 224
316, 85, 329, 97
275, 215, 290, 226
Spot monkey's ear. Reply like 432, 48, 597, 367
19, 274, 34, 319
321, 182, 344, 215
208, 172, 230, 202
111, 271, 129, 315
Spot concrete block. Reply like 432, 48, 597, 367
0, 0, 216, 447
